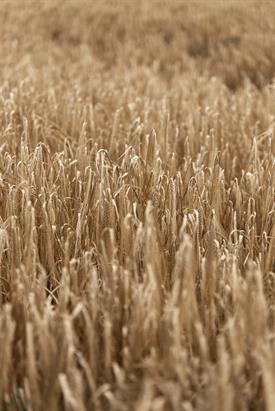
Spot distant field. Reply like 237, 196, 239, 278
0, 1, 275, 410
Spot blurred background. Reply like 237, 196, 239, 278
1, 0, 275, 90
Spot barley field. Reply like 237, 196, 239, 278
0, 1, 275, 410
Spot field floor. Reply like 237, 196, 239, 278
0, 1, 275, 410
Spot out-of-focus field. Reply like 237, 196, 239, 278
0, 1, 275, 410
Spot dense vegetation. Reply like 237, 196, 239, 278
0, 1, 275, 410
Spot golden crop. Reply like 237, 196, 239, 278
0, 1, 274, 410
